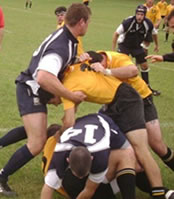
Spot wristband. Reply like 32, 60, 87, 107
104, 69, 112, 76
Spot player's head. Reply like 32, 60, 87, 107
55, 6, 67, 25
65, 3, 91, 36
47, 124, 62, 138
68, 146, 92, 179
167, 10, 174, 30
87, 51, 103, 64
135, 5, 147, 23
55, 6, 67, 16
171, 0, 174, 6
87, 50, 108, 68
146, 0, 154, 7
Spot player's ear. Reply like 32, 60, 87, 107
66, 157, 69, 163
91, 156, 93, 160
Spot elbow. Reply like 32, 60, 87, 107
36, 70, 44, 86
132, 66, 138, 77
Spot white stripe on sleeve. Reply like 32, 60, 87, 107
45, 169, 62, 190
37, 53, 63, 76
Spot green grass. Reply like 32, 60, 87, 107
0, 0, 174, 198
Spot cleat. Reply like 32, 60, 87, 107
151, 89, 161, 96
166, 190, 174, 199
0, 176, 17, 197
149, 86, 161, 96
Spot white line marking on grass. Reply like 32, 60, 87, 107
4, 6, 53, 18
153, 65, 174, 72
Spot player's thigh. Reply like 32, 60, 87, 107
108, 83, 145, 133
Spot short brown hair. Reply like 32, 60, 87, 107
65, 3, 91, 27
54, 6, 67, 16
69, 146, 92, 178
87, 51, 103, 64
47, 124, 61, 138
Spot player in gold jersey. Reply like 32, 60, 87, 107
60, 52, 168, 199
89, 50, 174, 173
157, 0, 168, 30
164, 0, 174, 41
144, 0, 161, 28
143, 0, 161, 52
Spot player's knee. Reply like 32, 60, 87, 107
140, 63, 149, 71
27, 136, 47, 155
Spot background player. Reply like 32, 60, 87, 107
112, 5, 160, 96
157, 0, 168, 30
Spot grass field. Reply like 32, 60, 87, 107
0, 0, 174, 198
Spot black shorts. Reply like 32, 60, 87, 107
118, 44, 146, 64
99, 83, 146, 134
143, 95, 158, 123
62, 169, 115, 199
16, 83, 47, 116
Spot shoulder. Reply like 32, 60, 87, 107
122, 16, 135, 29
154, 5, 160, 11
122, 16, 134, 24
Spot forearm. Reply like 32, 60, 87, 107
60, 108, 76, 135
152, 34, 158, 47
76, 179, 99, 199
37, 70, 75, 101
110, 65, 138, 79
76, 190, 94, 199
163, 53, 174, 62
154, 19, 161, 29
112, 32, 119, 51
40, 184, 54, 199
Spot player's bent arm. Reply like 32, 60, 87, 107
110, 65, 138, 79
76, 179, 99, 199
112, 32, 119, 51
152, 34, 159, 52
40, 184, 54, 199
91, 63, 138, 79
37, 70, 86, 103
145, 55, 163, 63
154, 19, 161, 29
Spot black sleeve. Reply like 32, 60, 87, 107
163, 53, 174, 62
